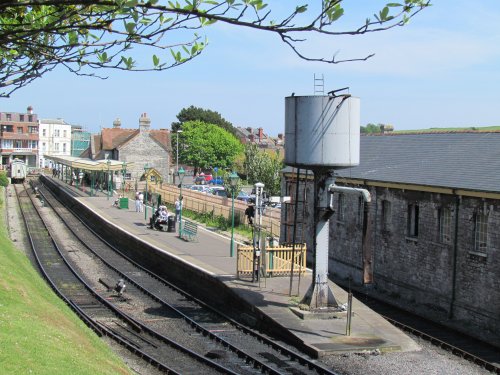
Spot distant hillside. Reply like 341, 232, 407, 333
393, 126, 500, 134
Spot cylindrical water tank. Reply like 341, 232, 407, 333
284, 95, 360, 168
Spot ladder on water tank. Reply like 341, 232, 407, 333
314, 74, 324, 95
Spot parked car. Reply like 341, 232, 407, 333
204, 174, 213, 183
236, 191, 254, 203
194, 174, 207, 185
210, 176, 224, 185
190, 185, 211, 193
211, 187, 228, 197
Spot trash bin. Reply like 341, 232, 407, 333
119, 197, 129, 209
167, 215, 176, 232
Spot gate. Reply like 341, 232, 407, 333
237, 244, 306, 278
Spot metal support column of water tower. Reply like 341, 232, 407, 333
284, 90, 361, 311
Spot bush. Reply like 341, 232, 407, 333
0, 172, 9, 187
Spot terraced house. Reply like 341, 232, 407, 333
0, 106, 39, 168
281, 132, 500, 343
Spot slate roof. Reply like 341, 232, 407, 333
287, 132, 500, 194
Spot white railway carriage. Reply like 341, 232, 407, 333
10, 158, 27, 183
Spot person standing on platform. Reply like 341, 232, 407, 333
245, 204, 255, 225
175, 197, 182, 222
135, 192, 140, 212
138, 191, 144, 212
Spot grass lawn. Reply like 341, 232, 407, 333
0, 188, 132, 375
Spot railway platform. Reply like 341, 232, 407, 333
62, 185, 420, 358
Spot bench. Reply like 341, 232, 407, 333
149, 216, 168, 231
181, 220, 198, 242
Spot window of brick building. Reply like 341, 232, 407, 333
474, 212, 488, 253
382, 200, 391, 230
407, 203, 419, 237
20, 115, 24, 121
438, 208, 452, 244
6, 114, 11, 121
17, 127, 23, 134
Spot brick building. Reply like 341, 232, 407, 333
281, 132, 500, 342
82, 113, 172, 183
0, 106, 39, 168
235, 126, 284, 151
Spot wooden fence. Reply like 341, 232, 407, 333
237, 244, 306, 278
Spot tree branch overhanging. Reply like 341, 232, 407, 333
0, 0, 431, 97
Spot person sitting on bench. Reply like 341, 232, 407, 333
152, 206, 169, 230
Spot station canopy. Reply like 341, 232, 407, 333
45, 155, 133, 172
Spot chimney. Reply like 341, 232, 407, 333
247, 127, 253, 134
139, 112, 151, 132
249, 134, 255, 142
113, 118, 121, 128
258, 127, 263, 141
27, 105, 33, 114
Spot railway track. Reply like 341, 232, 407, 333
16, 183, 240, 375
29, 180, 338, 375
352, 290, 500, 374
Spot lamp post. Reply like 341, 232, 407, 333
178, 167, 185, 238
144, 164, 151, 220
175, 129, 183, 184
106, 159, 111, 200
121, 161, 126, 197
229, 171, 240, 257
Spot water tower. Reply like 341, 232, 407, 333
284, 91, 363, 310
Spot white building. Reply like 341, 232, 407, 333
38, 118, 73, 168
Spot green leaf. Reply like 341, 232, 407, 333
152, 54, 159, 66
296, 5, 307, 13
329, 8, 344, 22
68, 31, 78, 45
380, 6, 390, 20
125, 22, 136, 34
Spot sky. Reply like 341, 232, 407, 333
3, 1, 500, 136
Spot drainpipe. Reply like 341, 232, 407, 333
449, 194, 460, 319
329, 184, 372, 285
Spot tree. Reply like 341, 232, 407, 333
360, 123, 394, 134
243, 144, 283, 196
0, 1, 430, 97
0, 172, 8, 187
361, 123, 382, 134
178, 120, 243, 174
171, 106, 235, 136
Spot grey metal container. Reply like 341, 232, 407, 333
284, 95, 360, 168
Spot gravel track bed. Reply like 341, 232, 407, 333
321, 335, 493, 375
